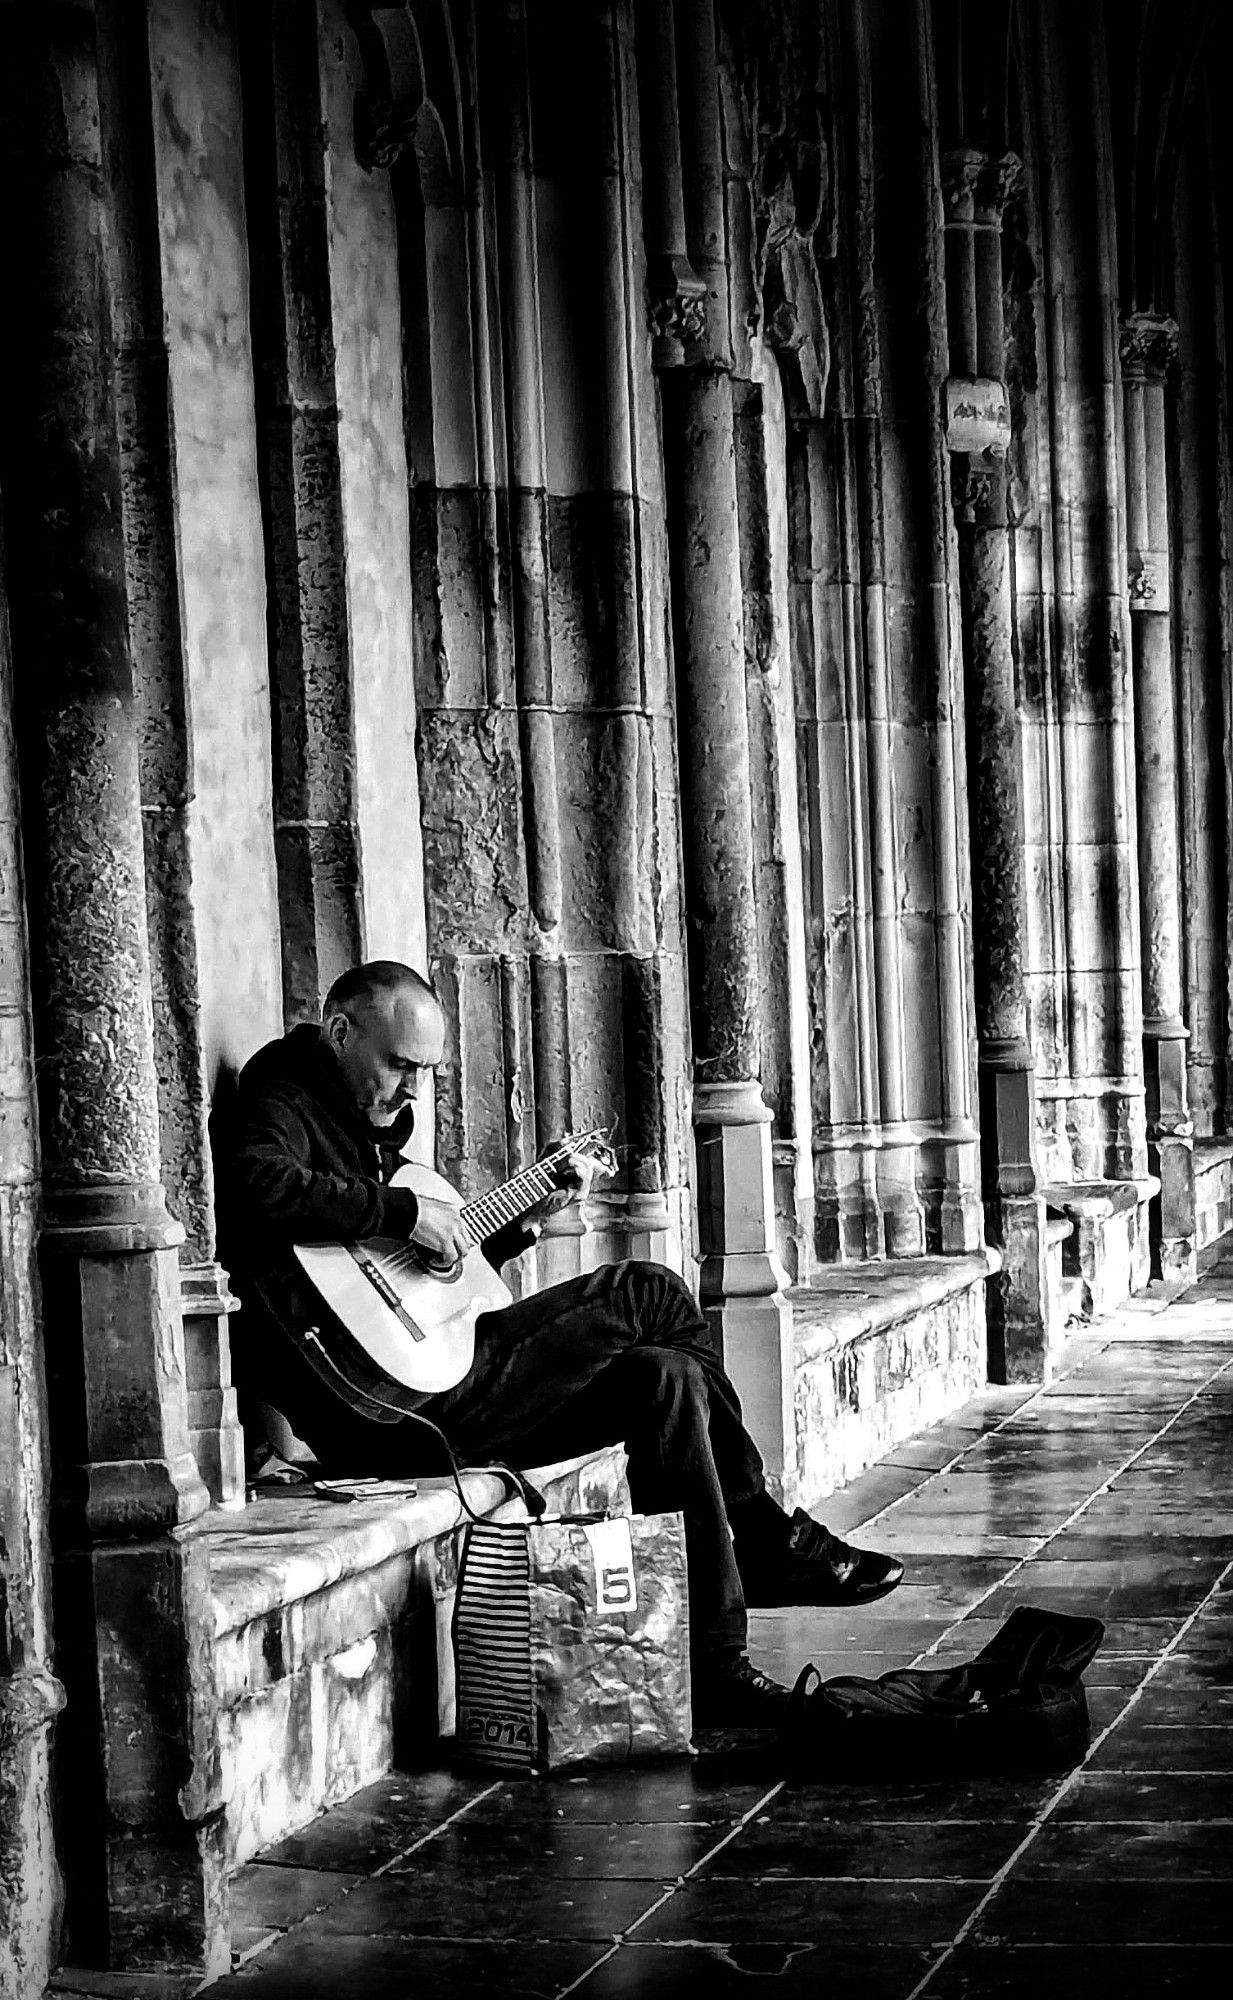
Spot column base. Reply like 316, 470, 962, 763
984, 1191, 1061, 1384
53, 1539, 229, 1978
1143, 1030, 1197, 1285
183, 1260, 245, 1511
876, 1125, 926, 1257
812, 1133, 883, 1263
918, 1127, 984, 1252
1150, 1134, 1198, 1285
705, 1289, 797, 1503
693, 1080, 792, 1491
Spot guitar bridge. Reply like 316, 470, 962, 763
346, 1247, 427, 1342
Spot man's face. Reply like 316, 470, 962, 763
325, 987, 445, 1130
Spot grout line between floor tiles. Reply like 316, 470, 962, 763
552, 1779, 786, 1998
900, 1353, 1233, 1673
902, 1553, 1233, 2000
222, 1779, 503, 1977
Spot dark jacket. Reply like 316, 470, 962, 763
217, 1022, 423, 1282
216, 1021, 531, 1311
214, 1023, 531, 1454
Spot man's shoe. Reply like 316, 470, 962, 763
741, 1508, 904, 1609
693, 1654, 791, 1730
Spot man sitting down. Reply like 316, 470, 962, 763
216, 959, 904, 1729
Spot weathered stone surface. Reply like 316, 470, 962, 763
789, 1255, 996, 1507
204, 1451, 629, 1862
148, 0, 284, 1082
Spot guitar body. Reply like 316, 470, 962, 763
293, 1161, 513, 1398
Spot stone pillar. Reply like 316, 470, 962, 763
1120, 311, 1195, 1281
0, 6, 227, 1974
0, 538, 65, 2000
241, 0, 366, 1026
102, 0, 243, 1507
660, 364, 795, 1488
943, 147, 1052, 1380
843, 36, 925, 1259
643, 0, 794, 1490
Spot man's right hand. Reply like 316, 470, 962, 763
409, 1195, 473, 1271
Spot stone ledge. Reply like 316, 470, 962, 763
1041, 1175, 1157, 1220
787, 1253, 1000, 1507
1042, 1176, 1158, 1320
199, 1447, 629, 1867
1194, 1138, 1233, 1255
787, 1252, 1000, 1364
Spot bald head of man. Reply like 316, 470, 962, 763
321, 960, 445, 1131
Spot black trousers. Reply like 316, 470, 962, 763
258, 1261, 768, 1664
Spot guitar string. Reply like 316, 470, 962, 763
378, 1139, 601, 1275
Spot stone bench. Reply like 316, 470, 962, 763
1194, 1139, 1233, 1257
1041, 1176, 1158, 1321
786, 1251, 1000, 1503
198, 1446, 630, 1867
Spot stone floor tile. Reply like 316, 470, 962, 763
229, 1863, 353, 1951
974, 1557, 1224, 1621
769, 1772, 1061, 1822
634, 1877, 985, 1946
308, 1866, 663, 1940
926, 1943, 1233, 1997
1015, 1819, 1233, 1878
1130, 1672, 1233, 1719
254, 1770, 493, 1873
1052, 1770, 1233, 1819
860, 1527, 1042, 1556
228, 1935, 605, 1998
453, 1764, 769, 1825
973, 1875, 1233, 1944
696, 1815, 1024, 1880
388, 1815, 722, 1878
1085, 1684, 1138, 1732
1087, 1723, 1233, 1772
571, 1941, 937, 1998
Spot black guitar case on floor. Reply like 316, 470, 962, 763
785, 1605, 1105, 1778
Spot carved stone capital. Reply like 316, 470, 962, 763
944, 376, 1012, 459
974, 150, 1024, 221
941, 145, 986, 220
1128, 557, 1164, 609
942, 147, 1023, 225
1119, 311, 1180, 383
354, 93, 418, 174
646, 253, 709, 370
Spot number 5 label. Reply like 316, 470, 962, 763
584, 1516, 638, 1615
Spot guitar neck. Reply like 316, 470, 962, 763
460, 1156, 566, 1242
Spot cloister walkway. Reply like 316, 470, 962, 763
57, 1256, 1233, 1999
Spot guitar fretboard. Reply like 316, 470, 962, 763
460, 1155, 570, 1244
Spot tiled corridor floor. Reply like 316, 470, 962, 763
63, 1261, 1233, 1998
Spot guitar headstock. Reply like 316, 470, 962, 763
565, 1126, 618, 1181
550, 1125, 618, 1187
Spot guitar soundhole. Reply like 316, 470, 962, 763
409, 1247, 466, 1286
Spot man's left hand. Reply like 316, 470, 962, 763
530, 1148, 596, 1221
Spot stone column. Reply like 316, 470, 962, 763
102, 0, 243, 1507
1120, 311, 1195, 1281
0, 5, 226, 1974
242, 0, 366, 1025
645, 0, 795, 1491
943, 147, 1052, 1379
0, 538, 65, 2000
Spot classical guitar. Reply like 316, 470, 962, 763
292, 1128, 616, 1401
